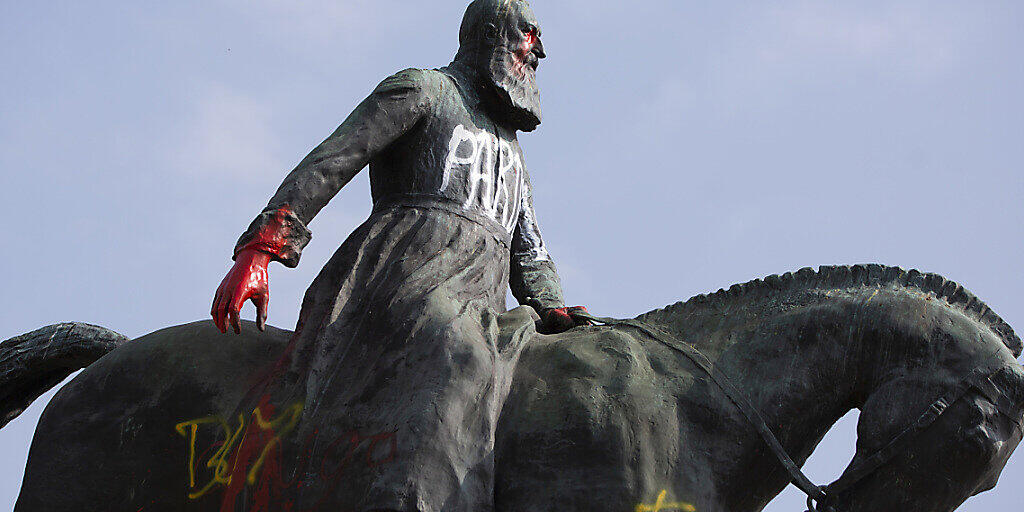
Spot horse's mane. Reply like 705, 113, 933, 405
638, 264, 1022, 357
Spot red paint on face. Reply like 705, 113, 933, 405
522, 29, 537, 52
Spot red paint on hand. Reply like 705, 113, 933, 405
212, 207, 297, 334
540, 305, 592, 334
212, 249, 272, 334
236, 207, 296, 260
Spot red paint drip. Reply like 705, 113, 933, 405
200, 392, 400, 512
219, 399, 280, 512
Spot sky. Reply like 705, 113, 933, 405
1, 0, 1022, 509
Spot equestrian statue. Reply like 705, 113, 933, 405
2, 1, 1021, 511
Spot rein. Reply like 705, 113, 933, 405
572, 312, 1023, 512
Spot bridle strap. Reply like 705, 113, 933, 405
574, 313, 829, 503
973, 374, 1024, 432
572, 312, 1022, 512
826, 363, 1024, 497
824, 366, 987, 495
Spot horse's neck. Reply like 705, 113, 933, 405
644, 287, 878, 509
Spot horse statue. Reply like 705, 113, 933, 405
3, 265, 1023, 512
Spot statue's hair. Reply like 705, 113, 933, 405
458, 0, 526, 48
639, 264, 1022, 357
460, 0, 497, 47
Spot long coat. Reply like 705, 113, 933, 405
231, 62, 566, 512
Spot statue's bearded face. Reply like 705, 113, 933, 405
481, 2, 545, 132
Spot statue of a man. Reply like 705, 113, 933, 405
211, 0, 586, 510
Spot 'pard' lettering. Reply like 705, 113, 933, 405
440, 124, 524, 232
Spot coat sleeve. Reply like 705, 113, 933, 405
509, 168, 566, 311
233, 68, 434, 267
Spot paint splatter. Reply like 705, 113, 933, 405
635, 490, 697, 512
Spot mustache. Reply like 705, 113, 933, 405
523, 51, 539, 71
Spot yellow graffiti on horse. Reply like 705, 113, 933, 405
635, 489, 696, 512
173, 401, 304, 499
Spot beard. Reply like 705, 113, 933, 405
484, 47, 542, 132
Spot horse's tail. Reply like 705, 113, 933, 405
0, 322, 128, 429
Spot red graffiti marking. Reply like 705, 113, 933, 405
175, 398, 398, 512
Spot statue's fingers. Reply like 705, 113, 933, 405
214, 287, 231, 331
212, 290, 228, 333
557, 316, 574, 332
254, 293, 269, 332
229, 307, 242, 335
211, 286, 220, 318
567, 306, 593, 326
228, 292, 247, 335
574, 317, 594, 327
544, 309, 573, 333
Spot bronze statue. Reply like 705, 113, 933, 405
207, 1, 587, 510
2, 2, 1022, 512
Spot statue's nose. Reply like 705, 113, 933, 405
533, 39, 546, 59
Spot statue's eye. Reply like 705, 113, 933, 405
523, 28, 537, 45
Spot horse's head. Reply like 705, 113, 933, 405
822, 277, 1024, 512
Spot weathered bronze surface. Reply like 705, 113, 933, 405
3, 1, 1022, 511
5, 265, 1023, 511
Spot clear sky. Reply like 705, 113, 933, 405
1, 1, 1022, 509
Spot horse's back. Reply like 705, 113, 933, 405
496, 323, 712, 512
17, 318, 713, 511
16, 320, 289, 512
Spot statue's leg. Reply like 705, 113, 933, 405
293, 296, 536, 512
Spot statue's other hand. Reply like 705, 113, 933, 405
539, 306, 592, 334
211, 248, 272, 334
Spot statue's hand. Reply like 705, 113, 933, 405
212, 248, 272, 334
539, 306, 592, 334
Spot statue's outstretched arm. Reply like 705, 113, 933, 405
212, 69, 434, 334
